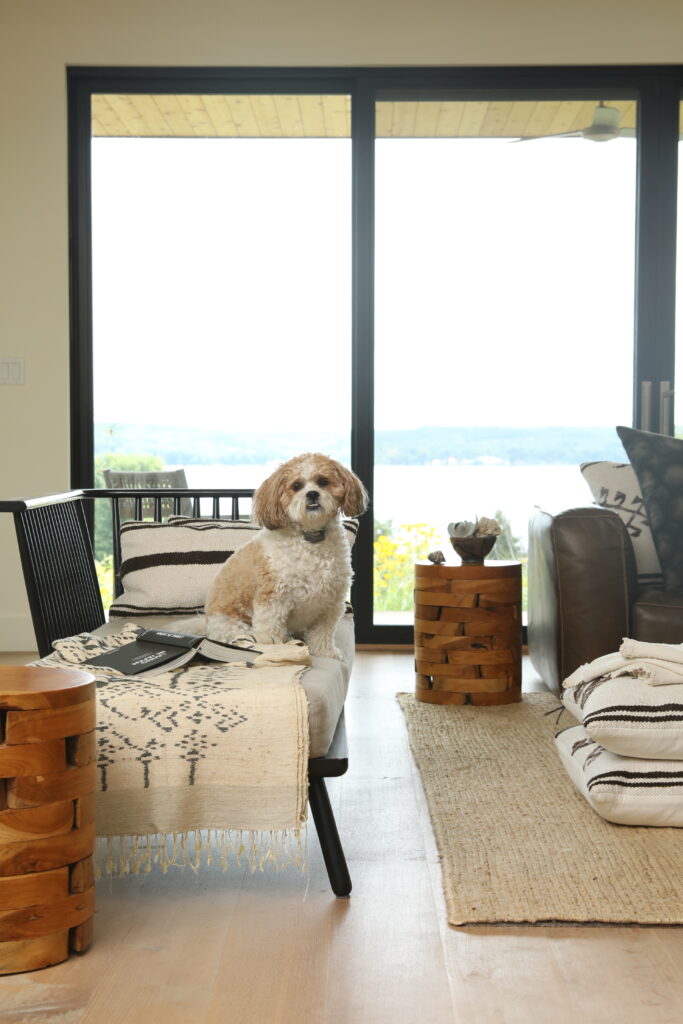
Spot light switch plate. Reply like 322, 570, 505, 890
0, 358, 25, 385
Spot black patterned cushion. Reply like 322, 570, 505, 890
581, 460, 663, 589
617, 425, 683, 591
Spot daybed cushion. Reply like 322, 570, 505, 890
555, 723, 683, 826
562, 673, 683, 760
580, 459, 663, 590
93, 613, 354, 758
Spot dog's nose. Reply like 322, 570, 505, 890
306, 490, 319, 502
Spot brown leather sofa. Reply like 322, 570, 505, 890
527, 505, 683, 694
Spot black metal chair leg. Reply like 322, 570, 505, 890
308, 776, 352, 898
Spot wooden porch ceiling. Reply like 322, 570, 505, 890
92, 95, 649, 140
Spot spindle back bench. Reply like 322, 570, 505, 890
0, 487, 352, 897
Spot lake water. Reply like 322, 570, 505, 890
184, 463, 591, 549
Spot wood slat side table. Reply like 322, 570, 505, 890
414, 559, 522, 706
0, 666, 96, 975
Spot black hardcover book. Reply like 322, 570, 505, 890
84, 629, 261, 676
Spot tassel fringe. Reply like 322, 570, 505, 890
95, 825, 308, 878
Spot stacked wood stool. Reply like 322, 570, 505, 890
0, 666, 96, 974
414, 559, 522, 705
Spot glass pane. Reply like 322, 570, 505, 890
90, 94, 352, 601
374, 97, 637, 625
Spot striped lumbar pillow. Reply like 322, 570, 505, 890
108, 520, 259, 617
555, 724, 683, 826
562, 673, 683, 760
341, 517, 359, 547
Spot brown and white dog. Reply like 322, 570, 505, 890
205, 454, 368, 659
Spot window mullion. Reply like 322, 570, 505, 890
633, 77, 680, 434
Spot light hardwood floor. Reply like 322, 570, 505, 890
1, 650, 682, 1024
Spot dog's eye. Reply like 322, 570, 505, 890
291, 481, 303, 491
316, 477, 329, 488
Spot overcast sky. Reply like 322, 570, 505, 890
92, 133, 641, 435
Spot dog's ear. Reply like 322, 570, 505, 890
252, 469, 289, 529
339, 467, 369, 518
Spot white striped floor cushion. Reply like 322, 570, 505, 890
555, 724, 683, 826
109, 520, 259, 617
562, 674, 683, 760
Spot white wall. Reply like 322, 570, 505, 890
1, 0, 683, 649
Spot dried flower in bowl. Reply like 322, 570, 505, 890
447, 521, 476, 538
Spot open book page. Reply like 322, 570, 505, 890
84, 629, 261, 676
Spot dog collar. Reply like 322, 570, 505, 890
302, 528, 327, 543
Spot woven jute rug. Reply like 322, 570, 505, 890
397, 691, 683, 926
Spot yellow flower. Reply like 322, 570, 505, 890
96, 554, 114, 610
374, 522, 442, 611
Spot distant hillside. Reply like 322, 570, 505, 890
95, 424, 349, 466
96, 422, 628, 466
373, 426, 626, 465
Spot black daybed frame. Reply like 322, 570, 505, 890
0, 488, 352, 898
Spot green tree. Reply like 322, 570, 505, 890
374, 517, 394, 541
489, 508, 528, 612
490, 508, 525, 561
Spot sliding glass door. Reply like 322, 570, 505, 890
373, 96, 638, 625
69, 68, 683, 642
92, 92, 352, 483
89, 91, 352, 585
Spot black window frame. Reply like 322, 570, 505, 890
68, 64, 682, 645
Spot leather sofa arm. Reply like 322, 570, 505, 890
527, 506, 637, 694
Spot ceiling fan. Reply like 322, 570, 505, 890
515, 102, 636, 143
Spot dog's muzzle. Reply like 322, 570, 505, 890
305, 489, 321, 511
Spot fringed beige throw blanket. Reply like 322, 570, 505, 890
35, 625, 310, 875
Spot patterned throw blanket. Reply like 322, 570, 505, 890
35, 625, 310, 875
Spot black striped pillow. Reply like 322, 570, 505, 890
109, 520, 259, 617
562, 672, 683, 760
342, 517, 359, 547
555, 724, 683, 826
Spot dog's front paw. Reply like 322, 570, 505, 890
207, 613, 251, 645
253, 630, 288, 646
